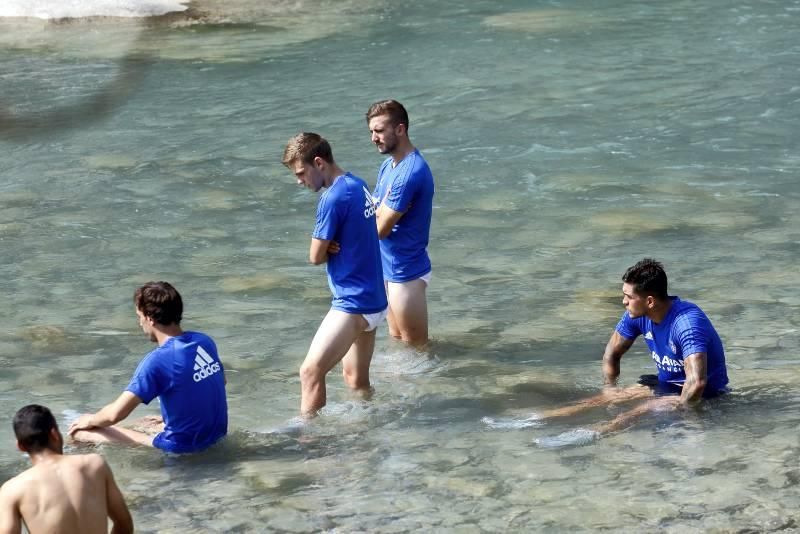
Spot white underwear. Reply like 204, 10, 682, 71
362, 308, 388, 332
387, 270, 432, 287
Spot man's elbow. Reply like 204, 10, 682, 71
308, 254, 326, 265
377, 226, 392, 240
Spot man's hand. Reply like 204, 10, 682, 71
327, 241, 340, 255
68, 414, 97, 436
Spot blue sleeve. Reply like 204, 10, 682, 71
673, 311, 710, 358
384, 159, 418, 213
126, 350, 167, 405
615, 312, 641, 340
312, 189, 342, 241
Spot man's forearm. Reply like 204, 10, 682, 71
602, 355, 621, 385
679, 377, 706, 405
88, 403, 126, 428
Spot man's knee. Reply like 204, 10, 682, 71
299, 361, 325, 386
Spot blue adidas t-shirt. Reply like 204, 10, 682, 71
126, 331, 228, 454
313, 173, 388, 315
373, 149, 434, 282
615, 297, 729, 392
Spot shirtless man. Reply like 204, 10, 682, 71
282, 132, 388, 415
0, 404, 133, 534
69, 281, 228, 453
366, 100, 435, 347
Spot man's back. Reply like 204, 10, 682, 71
0, 453, 131, 534
314, 173, 387, 315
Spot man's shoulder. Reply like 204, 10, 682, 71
69, 452, 107, 468
0, 470, 27, 500
343, 172, 367, 188
671, 298, 708, 322
405, 150, 432, 174
183, 331, 214, 344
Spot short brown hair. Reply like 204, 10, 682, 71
366, 99, 409, 130
281, 132, 334, 167
13, 404, 57, 453
134, 281, 183, 325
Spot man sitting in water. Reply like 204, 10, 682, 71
0, 404, 133, 533
69, 281, 228, 453
529, 259, 729, 445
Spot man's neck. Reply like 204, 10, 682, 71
390, 141, 416, 166
647, 297, 673, 324
323, 164, 346, 188
154, 324, 183, 346
28, 448, 62, 466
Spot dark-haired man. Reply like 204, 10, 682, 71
530, 259, 729, 446
69, 281, 228, 453
0, 404, 133, 533
282, 132, 387, 415
366, 99, 435, 347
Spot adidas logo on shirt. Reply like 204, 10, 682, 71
644, 331, 654, 340
192, 346, 222, 383
362, 186, 377, 218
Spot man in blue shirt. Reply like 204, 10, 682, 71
282, 132, 388, 415
527, 259, 728, 446
68, 282, 228, 453
366, 100, 434, 348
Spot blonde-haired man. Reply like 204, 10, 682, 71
282, 133, 387, 415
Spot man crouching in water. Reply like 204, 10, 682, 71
69, 281, 228, 453
0, 404, 133, 533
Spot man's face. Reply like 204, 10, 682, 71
622, 282, 650, 318
368, 114, 399, 155
136, 308, 157, 342
290, 159, 325, 192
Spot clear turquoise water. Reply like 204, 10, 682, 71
1, 0, 799, 531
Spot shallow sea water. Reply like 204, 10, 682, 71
1, 0, 800, 531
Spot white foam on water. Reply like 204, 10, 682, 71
534, 428, 600, 449
262, 416, 306, 437
0, 0, 189, 19
481, 414, 543, 430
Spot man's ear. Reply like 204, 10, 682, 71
312, 156, 326, 171
395, 123, 408, 137
646, 295, 655, 309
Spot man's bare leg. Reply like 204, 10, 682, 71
342, 328, 376, 397
71, 425, 155, 447
386, 278, 428, 347
537, 385, 653, 419
591, 396, 681, 435
300, 309, 368, 416
534, 396, 681, 448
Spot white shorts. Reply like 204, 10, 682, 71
386, 271, 432, 288
362, 308, 388, 332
